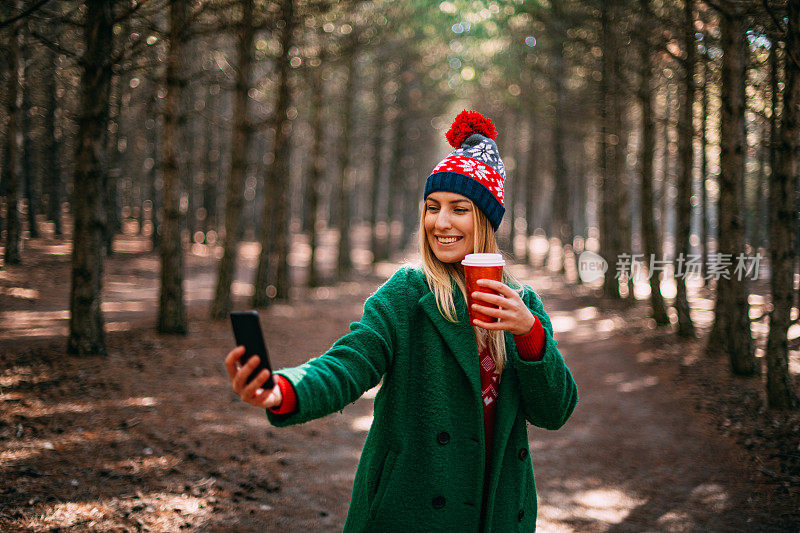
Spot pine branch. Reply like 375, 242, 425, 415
761, 0, 788, 34
29, 28, 78, 60
0, 0, 53, 30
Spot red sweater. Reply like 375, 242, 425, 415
269, 317, 547, 465
478, 318, 546, 468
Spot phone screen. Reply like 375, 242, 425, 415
230, 311, 274, 388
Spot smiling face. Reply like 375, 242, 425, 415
423, 191, 476, 264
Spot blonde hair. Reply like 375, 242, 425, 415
419, 199, 523, 374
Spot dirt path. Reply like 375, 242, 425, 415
1, 232, 797, 531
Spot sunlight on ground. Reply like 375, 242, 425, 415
547, 307, 627, 343
538, 481, 732, 532
0, 366, 47, 387
113, 238, 152, 253
603, 372, 659, 393
361, 384, 380, 399
3, 286, 40, 299
3, 396, 160, 419
232, 280, 254, 296
104, 454, 182, 475
550, 315, 577, 333
350, 415, 374, 432
41, 242, 72, 256
0, 428, 132, 462
102, 301, 150, 312
27, 492, 211, 531
539, 486, 647, 528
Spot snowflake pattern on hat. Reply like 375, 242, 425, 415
431, 155, 505, 205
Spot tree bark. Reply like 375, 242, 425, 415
211, 0, 255, 320
705, 12, 757, 375
638, 0, 669, 326
201, 82, 219, 235
611, 28, 632, 300
336, 33, 357, 280
20, 25, 39, 240
765, 7, 800, 410
659, 83, 672, 252
157, 0, 189, 335
524, 107, 538, 265
599, 0, 619, 298
674, 0, 696, 337
384, 76, 410, 260
253, 0, 295, 306
306, 47, 325, 287
147, 101, 161, 249
369, 51, 386, 266
550, 0, 571, 268
3, 3, 22, 265
43, 33, 62, 236
511, 112, 526, 260
104, 65, 124, 255
700, 43, 710, 283
68, 0, 115, 355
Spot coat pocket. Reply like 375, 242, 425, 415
368, 448, 398, 520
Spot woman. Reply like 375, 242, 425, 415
225, 110, 578, 532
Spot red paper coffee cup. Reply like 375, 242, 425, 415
462, 253, 505, 326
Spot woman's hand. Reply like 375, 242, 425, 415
224, 346, 283, 409
470, 279, 535, 336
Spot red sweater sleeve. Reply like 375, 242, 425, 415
268, 374, 298, 415
513, 316, 546, 361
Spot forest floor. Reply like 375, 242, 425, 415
1, 223, 799, 532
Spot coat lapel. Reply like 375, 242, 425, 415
418, 290, 481, 397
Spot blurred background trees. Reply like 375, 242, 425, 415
0, 0, 797, 408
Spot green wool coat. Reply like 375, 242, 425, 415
266, 266, 578, 532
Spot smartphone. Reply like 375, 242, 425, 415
230, 310, 274, 388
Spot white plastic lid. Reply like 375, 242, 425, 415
461, 253, 505, 266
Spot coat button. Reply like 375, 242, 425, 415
518, 448, 528, 460
437, 431, 450, 445
518, 509, 525, 521
432, 495, 446, 509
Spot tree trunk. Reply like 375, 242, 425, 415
700, 44, 710, 283
201, 82, 219, 235
499, 113, 515, 253
674, 0, 696, 337
43, 35, 62, 236
369, 51, 386, 266
765, 6, 800, 410
3, 4, 22, 265
754, 120, 768, 251
612, 27, 632, 300
211, 0, 255, 320
306, 47, 326, 287
524, 108, 538, 265
550, 0, 571, 268
157, 0, 189, 335
706, 12, 757, 375
20, 27, 39, 240
104, 66, 124, 255
68, 0, 115, 355
638, 0, 669, 326
599, 0, 619, 298
660, 83, 672, 253
253, 0, 295, 306
384, 78, 409, 260
511, 113, 526, 260
336, 34, 357, 280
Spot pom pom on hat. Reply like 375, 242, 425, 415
445, 110, 497, 148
